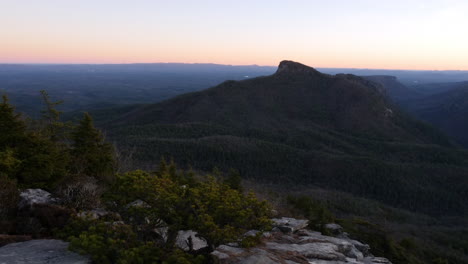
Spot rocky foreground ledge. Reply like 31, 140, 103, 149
0, 189, 392, 264
212, 217, 392, 264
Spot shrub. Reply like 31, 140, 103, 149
107, 168, 272, 249
0, 174, 19, 220
287, 195, 334, 233
58, 217, 206, 264
58, 176, 102, 210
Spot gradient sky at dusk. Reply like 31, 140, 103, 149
1, 0, 468, 70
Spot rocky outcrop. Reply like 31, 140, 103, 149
212, 218, 392, 264
0, 239, 90, 264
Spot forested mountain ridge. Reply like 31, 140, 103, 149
95, 61, 468, 216
108, 61, 449, 145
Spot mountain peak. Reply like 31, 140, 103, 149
275, 60, 320, 75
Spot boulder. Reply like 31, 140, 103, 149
18, 189, 57, 209
175, 230, 208, 251
0, 239, 90, 263
272, 217, 309, 233
243, 230, 260, 237
324, 223, 343, 235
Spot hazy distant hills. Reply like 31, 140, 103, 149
3, 63, 468, 116
97, 61, 468, 216
0, 63, 276, 116
319, 68, 468, 85
404, 82, 468, 147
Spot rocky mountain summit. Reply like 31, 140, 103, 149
212, 217, 392, 264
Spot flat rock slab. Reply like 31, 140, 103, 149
0, 239, 90, 264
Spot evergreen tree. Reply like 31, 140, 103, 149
0, 95, 26, 146
0, 94, 67, 188
39, 90, 69, 142
224, 169, 243, 192
71, 113, 115, 183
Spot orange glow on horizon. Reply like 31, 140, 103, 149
2, 1, 468, 71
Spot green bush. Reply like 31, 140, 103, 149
107, 165, 272, 248
286, 195, 334, 233
58, 217, 205, 264
58, 164, 271, 263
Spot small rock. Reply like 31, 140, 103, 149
125, 199, 150, 208
243, 230, 260, 237
272, 227, 282, 233
272, 217, 309, 233
77, 208, 108, 220
175, 230, 208, 251
349, 240, 370, 256
226, 242, 240, 247
154, 226, 169, 242
324, 223, 343, 235
0, 239, 90, 264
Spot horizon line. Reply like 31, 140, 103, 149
0, 61, 467, 72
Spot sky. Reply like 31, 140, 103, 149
1, 0, 468, 70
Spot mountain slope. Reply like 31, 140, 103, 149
404, 82, 468, 147
362, 75, 421, 102
100, 61, 468, 216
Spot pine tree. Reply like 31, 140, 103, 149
0, 94, 68, 188
0, 95, 26, 146
39, 90, 69, 142
71, 113, 115, 183
224, 168, 243, 192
